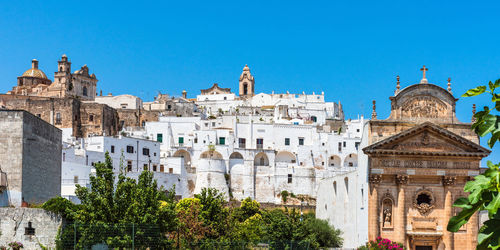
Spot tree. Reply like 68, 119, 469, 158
195, 188, 230, 239
447, 79, 500, 249
66, 152, 176, 248
174, 198, 208, 247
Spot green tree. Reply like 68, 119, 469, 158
447, 79, 500, 249
195, 188, 230, 239
65, 152, 176, 248
174, 198, 208, 247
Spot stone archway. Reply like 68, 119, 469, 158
173, 149, 191, 167
254, 152, 269, 166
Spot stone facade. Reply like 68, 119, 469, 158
0, 95, 120, 138
0, 208, 62, 249
362, 71, 490, 250
0, 110, 61, 207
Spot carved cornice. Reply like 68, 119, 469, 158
369, 174, 382, 185
396, 174, 409, 185
442, 176, 456, 186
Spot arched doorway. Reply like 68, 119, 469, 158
254, 152, 269, 166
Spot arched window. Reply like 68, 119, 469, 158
243, 83, 248, 95
83, 86, 88, 96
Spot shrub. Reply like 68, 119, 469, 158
358, 236, 405, 250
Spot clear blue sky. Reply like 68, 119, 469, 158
0, 0, 498, 163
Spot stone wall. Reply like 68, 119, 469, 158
0, 111, 24, 206
0, 208, 62, 249
0, 94, 82, 137
21, 112, 62, 205
80, 102, 119, 137
0, 95, 122, 138
0, 111, 61, 207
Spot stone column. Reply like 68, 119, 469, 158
396, 175, 409, 244
442, 176, 456, 250
369, 174, 382, 240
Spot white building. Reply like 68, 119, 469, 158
94, 94, 143, 110
61, 135, 189, 201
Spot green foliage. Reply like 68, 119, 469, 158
281, 190, 289, 203
447, 79, 500, 250
42, 196, 79, 220
195, 188, 230, 239
59, 152, 176, 248
358, 236, 404, 250
261, 208, 343, 249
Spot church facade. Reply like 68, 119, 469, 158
362, 68, 490, 249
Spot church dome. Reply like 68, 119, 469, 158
21, 59, 48, 79
22, 68, 48, 79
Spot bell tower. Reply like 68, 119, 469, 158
239, 64, 255, 98
53, 54, 72, 92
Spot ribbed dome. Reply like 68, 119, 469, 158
21, 59, 48, 79
22, 68, 48, 79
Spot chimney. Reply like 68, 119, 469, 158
32, 59, 39, 69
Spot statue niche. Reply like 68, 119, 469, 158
401, 96, 447, 119
381, 191, 394, 229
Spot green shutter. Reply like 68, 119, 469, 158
219, 137, 225, 145
179, 137, 184, 143
157, 133, 163, 142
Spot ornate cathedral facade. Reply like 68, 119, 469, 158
363, 68, 490, 249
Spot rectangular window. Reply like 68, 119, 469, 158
355, 142, 360, 150
86, 155, 88, 165
153, 165, 157, 171
157, 133, 163, 142
143, 164, 148, 171
239, 138, 246, 148
74, 176, 79, 184
343, 141, 346, 147
142, 147, 150, 156
298, 137, 304, 146
194, 138, 198, 143
219, 137, 225, 145
110, 145, 115, 153
288, 174, 293, 183
55, 113, 62, 125
169, 168, 173, 174
256, 138, 264, 149
89, 114, 94, 122
212, 122, 216, 126
127, 161, 132, 172
159, 165, 164, 172
178, 137, 184, 144
126, 146, 134, 153
284, 138, 290, 146
63, 153, 66, 162
338, 142, 342, 152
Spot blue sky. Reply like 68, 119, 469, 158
0, 0, 498, 163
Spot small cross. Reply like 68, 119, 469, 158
420, 65, 428, 79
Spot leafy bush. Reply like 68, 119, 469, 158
42, 196, 78, 220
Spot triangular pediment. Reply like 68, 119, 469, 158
363, 122, 490, 157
